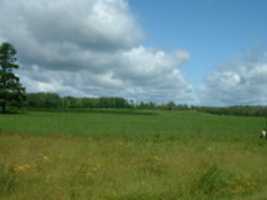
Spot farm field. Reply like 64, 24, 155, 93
0, 110, 267, 200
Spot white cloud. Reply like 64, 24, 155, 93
0, 0, 193, 103
200, 52, 267, 106
0, 0, 142, 51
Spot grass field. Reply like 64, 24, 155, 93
1, 110, 267, 200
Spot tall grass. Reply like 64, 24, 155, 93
0, 164, 17, 196
0, 110, 267, 199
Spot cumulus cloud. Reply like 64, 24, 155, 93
200, 52, 267, 106
18, 46, 194, 102
0, 0, 193, 103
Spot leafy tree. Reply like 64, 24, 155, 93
0, 42, 26, 113
166, 101, 176, 111
27, 93, 61, 109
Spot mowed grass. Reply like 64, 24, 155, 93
0, 110, 267, 200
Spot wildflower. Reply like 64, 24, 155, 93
14, 164, 32, 173
43, 155, 49, 161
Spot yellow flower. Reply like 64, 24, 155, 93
14, 164, 32, 173
43, 155, 49, 161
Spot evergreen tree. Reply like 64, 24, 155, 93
0, 42, 25, 113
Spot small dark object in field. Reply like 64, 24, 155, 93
260, 130, 267, 139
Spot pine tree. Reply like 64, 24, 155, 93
0, 42, 26, 113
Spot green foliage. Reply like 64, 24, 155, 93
24, 92, 193, 111
25, 93, 131, 109
23, 91, 267, 117
26, 93, 62, 109
195, 105, 267, 117
0, 42, 26, 113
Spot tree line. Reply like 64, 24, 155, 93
26, 93, 131, 109
25, 92, 188, 110
24, 92, 267, 117
193, 106, 267, 117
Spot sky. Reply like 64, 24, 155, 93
0, 0, 267, 105
131, 0, 267, 82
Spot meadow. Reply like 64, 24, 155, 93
0, 110, 267, 200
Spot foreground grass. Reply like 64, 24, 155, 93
1, 134, 267, 200
0, 111, 267, 199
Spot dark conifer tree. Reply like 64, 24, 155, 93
0, 42, 25, 113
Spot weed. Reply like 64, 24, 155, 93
194, 165, 234, 197
0, 164, 17, 195
194, 164, 258, 198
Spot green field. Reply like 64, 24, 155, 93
1, 110, 267, 200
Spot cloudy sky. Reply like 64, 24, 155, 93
0, 0, 267, 106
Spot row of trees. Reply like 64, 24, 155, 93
25, 93, 267, 116
25, 92, 193, 111
26, 93, 131, 109
194, 106, 267, 117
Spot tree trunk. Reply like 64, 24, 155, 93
2, 102, 6, 114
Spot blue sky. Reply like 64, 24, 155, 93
1, 0, 267, 105
131, 0, 267, 84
